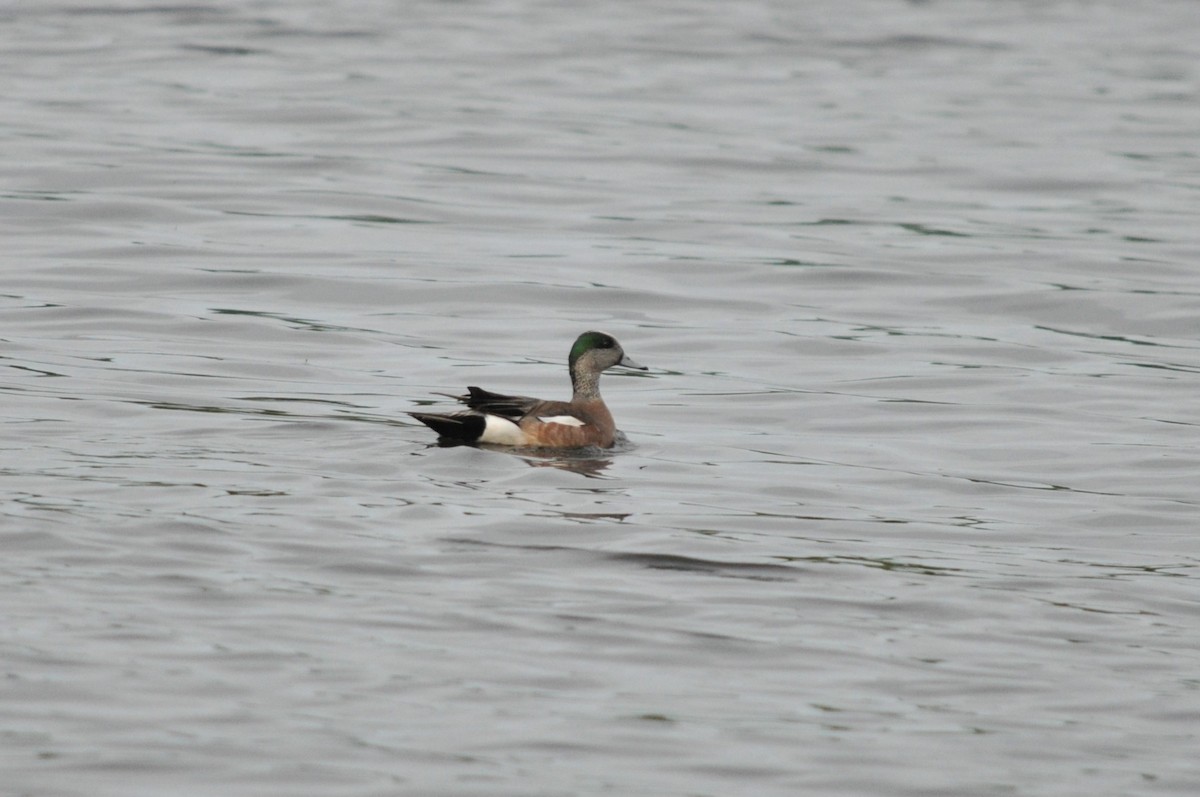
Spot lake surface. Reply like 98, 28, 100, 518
4, 1, 1200, 795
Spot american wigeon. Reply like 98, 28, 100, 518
409, 331, 646, 448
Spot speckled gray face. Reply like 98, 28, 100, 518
568, 330, 618, 371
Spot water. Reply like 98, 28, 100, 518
4, 1, 1200, 795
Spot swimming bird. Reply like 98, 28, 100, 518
409, 331, 646, 448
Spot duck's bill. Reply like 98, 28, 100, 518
618, 354, 648, 370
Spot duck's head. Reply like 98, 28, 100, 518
569, 330, 646, 375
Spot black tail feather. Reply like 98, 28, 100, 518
408, 412, 487, 441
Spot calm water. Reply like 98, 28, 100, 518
4, 1, 1200, 795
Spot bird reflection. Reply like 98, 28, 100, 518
429, 434, 628, 478
515, 450, 612, 477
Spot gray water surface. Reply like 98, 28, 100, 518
4, 1, 1200, 795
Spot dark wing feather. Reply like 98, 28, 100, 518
458, 386, 543, 419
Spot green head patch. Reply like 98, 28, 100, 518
569, 330, 616, 370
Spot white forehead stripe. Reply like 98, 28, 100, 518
538, 415, 585, 427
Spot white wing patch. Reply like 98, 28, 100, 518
538, 415, 585, 427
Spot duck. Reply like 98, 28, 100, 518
409, 331, 646, 448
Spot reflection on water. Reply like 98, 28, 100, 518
420, 439, 616, 477
515, 449, 614, 478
